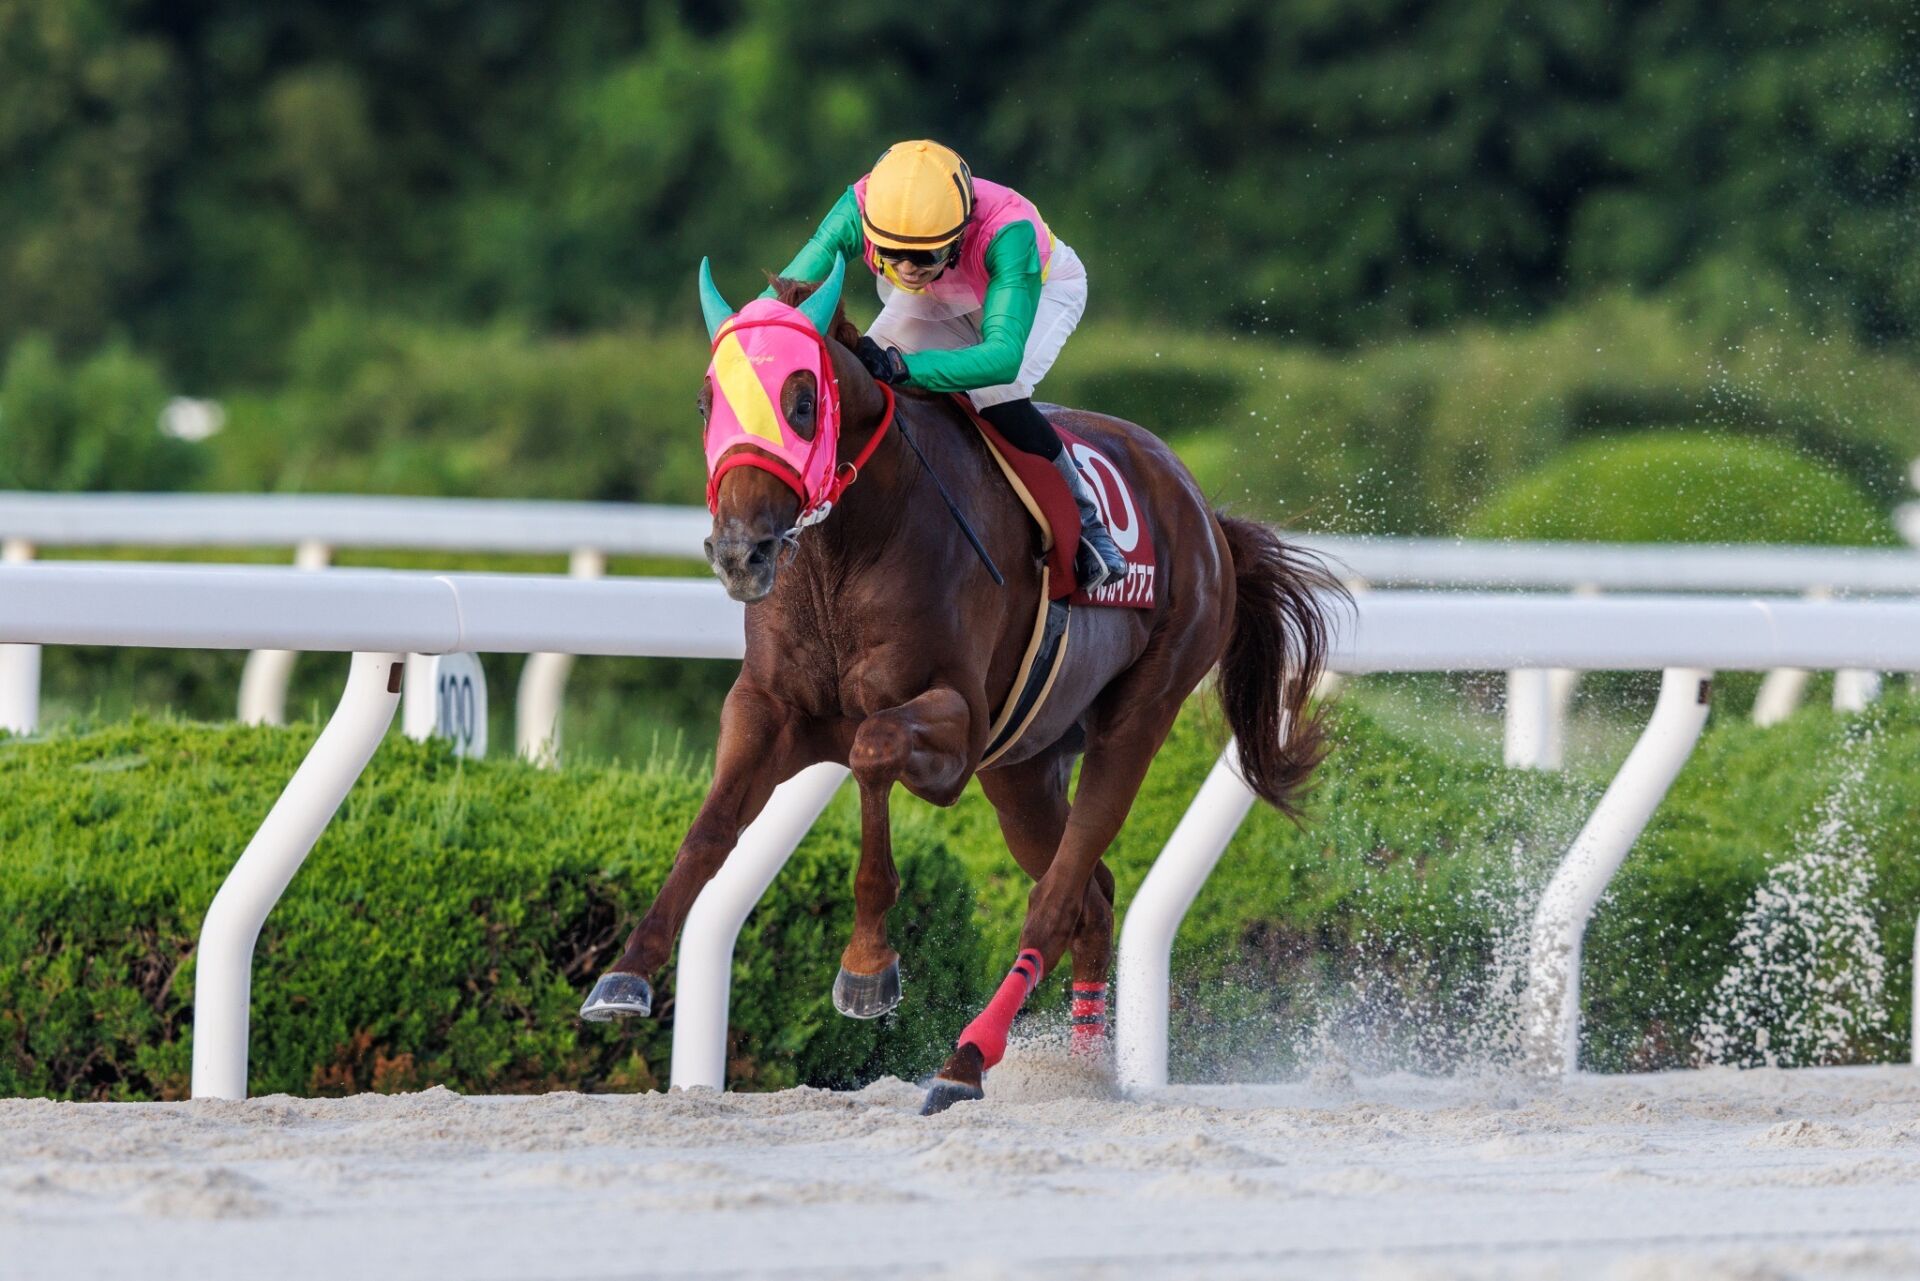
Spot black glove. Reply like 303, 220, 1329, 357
854, 336, 910, 385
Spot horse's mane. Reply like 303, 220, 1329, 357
767, 274, 863, 352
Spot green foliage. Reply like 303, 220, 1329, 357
1460, 433, 1898, 545
1045, 296, 1920, 533
72, 291, 1907, 531
2, 3, 1916, 381
0, 0, 180, 355
208, 310, 709, 502
0, 719, 984, 1099
0, 337, 203, 491
6, 696, 1917, 1096
1584, 703, 1920, 1070
925, 696, 1917, 1077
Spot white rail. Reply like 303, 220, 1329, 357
6, 492, 1915, 762
0, 493, 705, 758
0, 492, 710, 555
4, 565, 1918, 1096
1301, 534, 1920, 594
8, 492, 1920, 592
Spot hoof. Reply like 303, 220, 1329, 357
919, 1077, 986, 1116
579, 972, 652, 1022
833, 961, 902, 1020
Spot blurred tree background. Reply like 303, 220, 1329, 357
4, 0, 1914, 372
2, 0, 1916, 526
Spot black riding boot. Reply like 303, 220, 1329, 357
978, 398, 1128, 592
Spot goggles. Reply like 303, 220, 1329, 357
875, 241, 957, 269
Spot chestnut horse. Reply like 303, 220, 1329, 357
580, 256, 1340, 1113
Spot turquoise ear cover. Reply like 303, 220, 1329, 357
699, 257, 732, 340
796, 253, 846, 335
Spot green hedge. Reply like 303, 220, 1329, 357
6, 695, 1916, 1097
13, 293, 1912, 546
0, 338, 203, 493
1044, 296, 1920, 534
207, 309, 711, 503
0, 719, 984, 1100
1459, 432, 1898, 546
922, 695, 1918, 1077
36, 645, 737, 767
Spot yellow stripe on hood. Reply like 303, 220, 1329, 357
710, 333, 785, 446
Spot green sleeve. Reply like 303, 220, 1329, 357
760, 187, 865, 297
900, 221, 1043, 392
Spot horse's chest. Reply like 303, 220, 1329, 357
747, 613, 946, 721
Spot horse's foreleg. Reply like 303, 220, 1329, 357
923, 707, 1173, 1114
580, 684, 808, 1022
834, 686, 973, 1020
979, 751, 1116, 1056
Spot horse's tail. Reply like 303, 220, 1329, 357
1213, 514, 1347, 821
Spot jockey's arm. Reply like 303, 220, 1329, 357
761, 188, 864, 296
898, 221, 1042, 393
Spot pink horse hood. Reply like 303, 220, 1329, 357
702, 297, 841, 513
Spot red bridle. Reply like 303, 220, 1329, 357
703, 312, 898, 529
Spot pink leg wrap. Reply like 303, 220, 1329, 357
958, 949, 1045, 1070
1070, 982, 1109, 1054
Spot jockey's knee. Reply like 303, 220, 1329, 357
977, 397, 1062, 461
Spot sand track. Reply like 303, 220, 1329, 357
3, 1051, 1916, 1279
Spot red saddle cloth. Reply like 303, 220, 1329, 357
955, 397, 1157, 609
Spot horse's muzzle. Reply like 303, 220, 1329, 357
705, 529, 781, 602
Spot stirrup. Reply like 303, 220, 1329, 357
1076, 535, 1126, 592
1075, 540, 1111, 592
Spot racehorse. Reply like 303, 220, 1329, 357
580, 254, 1342, 1113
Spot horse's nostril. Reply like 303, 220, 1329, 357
748, 537, 779, 567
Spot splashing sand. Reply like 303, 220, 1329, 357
1697, 734, 1889, 1068
2, 1040, 1915, 1279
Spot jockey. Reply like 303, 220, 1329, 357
768, 140, 1129, 591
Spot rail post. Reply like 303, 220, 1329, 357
0, 537, 38, 734
516, 546, 606, 766
1753, 587, 1829, 727
669, 762, 849, 1091
192, 650, 404, 1100
1504, 668, 1560, 769
1752, 667, 1810, 727
1115, 741, 1260, 1093
1523, 667, 1712, 1075
237, 539, 333, 724
1832, 668, 1882, 714
1504, 585, 1596, 769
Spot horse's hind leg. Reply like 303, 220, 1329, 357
1067, 863, 1117, 1055
835, 686, 973, 1019
924, 694, 1182, 1114
979, 748, 1116, 1055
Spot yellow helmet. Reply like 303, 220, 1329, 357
861, 140, 975, 253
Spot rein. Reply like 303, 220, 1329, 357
894, 415, 1005, 586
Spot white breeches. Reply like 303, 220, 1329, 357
866, 243, 1088, 409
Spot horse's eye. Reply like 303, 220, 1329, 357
697, 380, 713, 421
793, 396, 815, 424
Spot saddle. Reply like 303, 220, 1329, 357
953, 396, 1157, 766
954, 397, 1157, 608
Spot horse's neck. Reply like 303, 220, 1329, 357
756, 395, 1042, 715
807, 398, 967, 577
